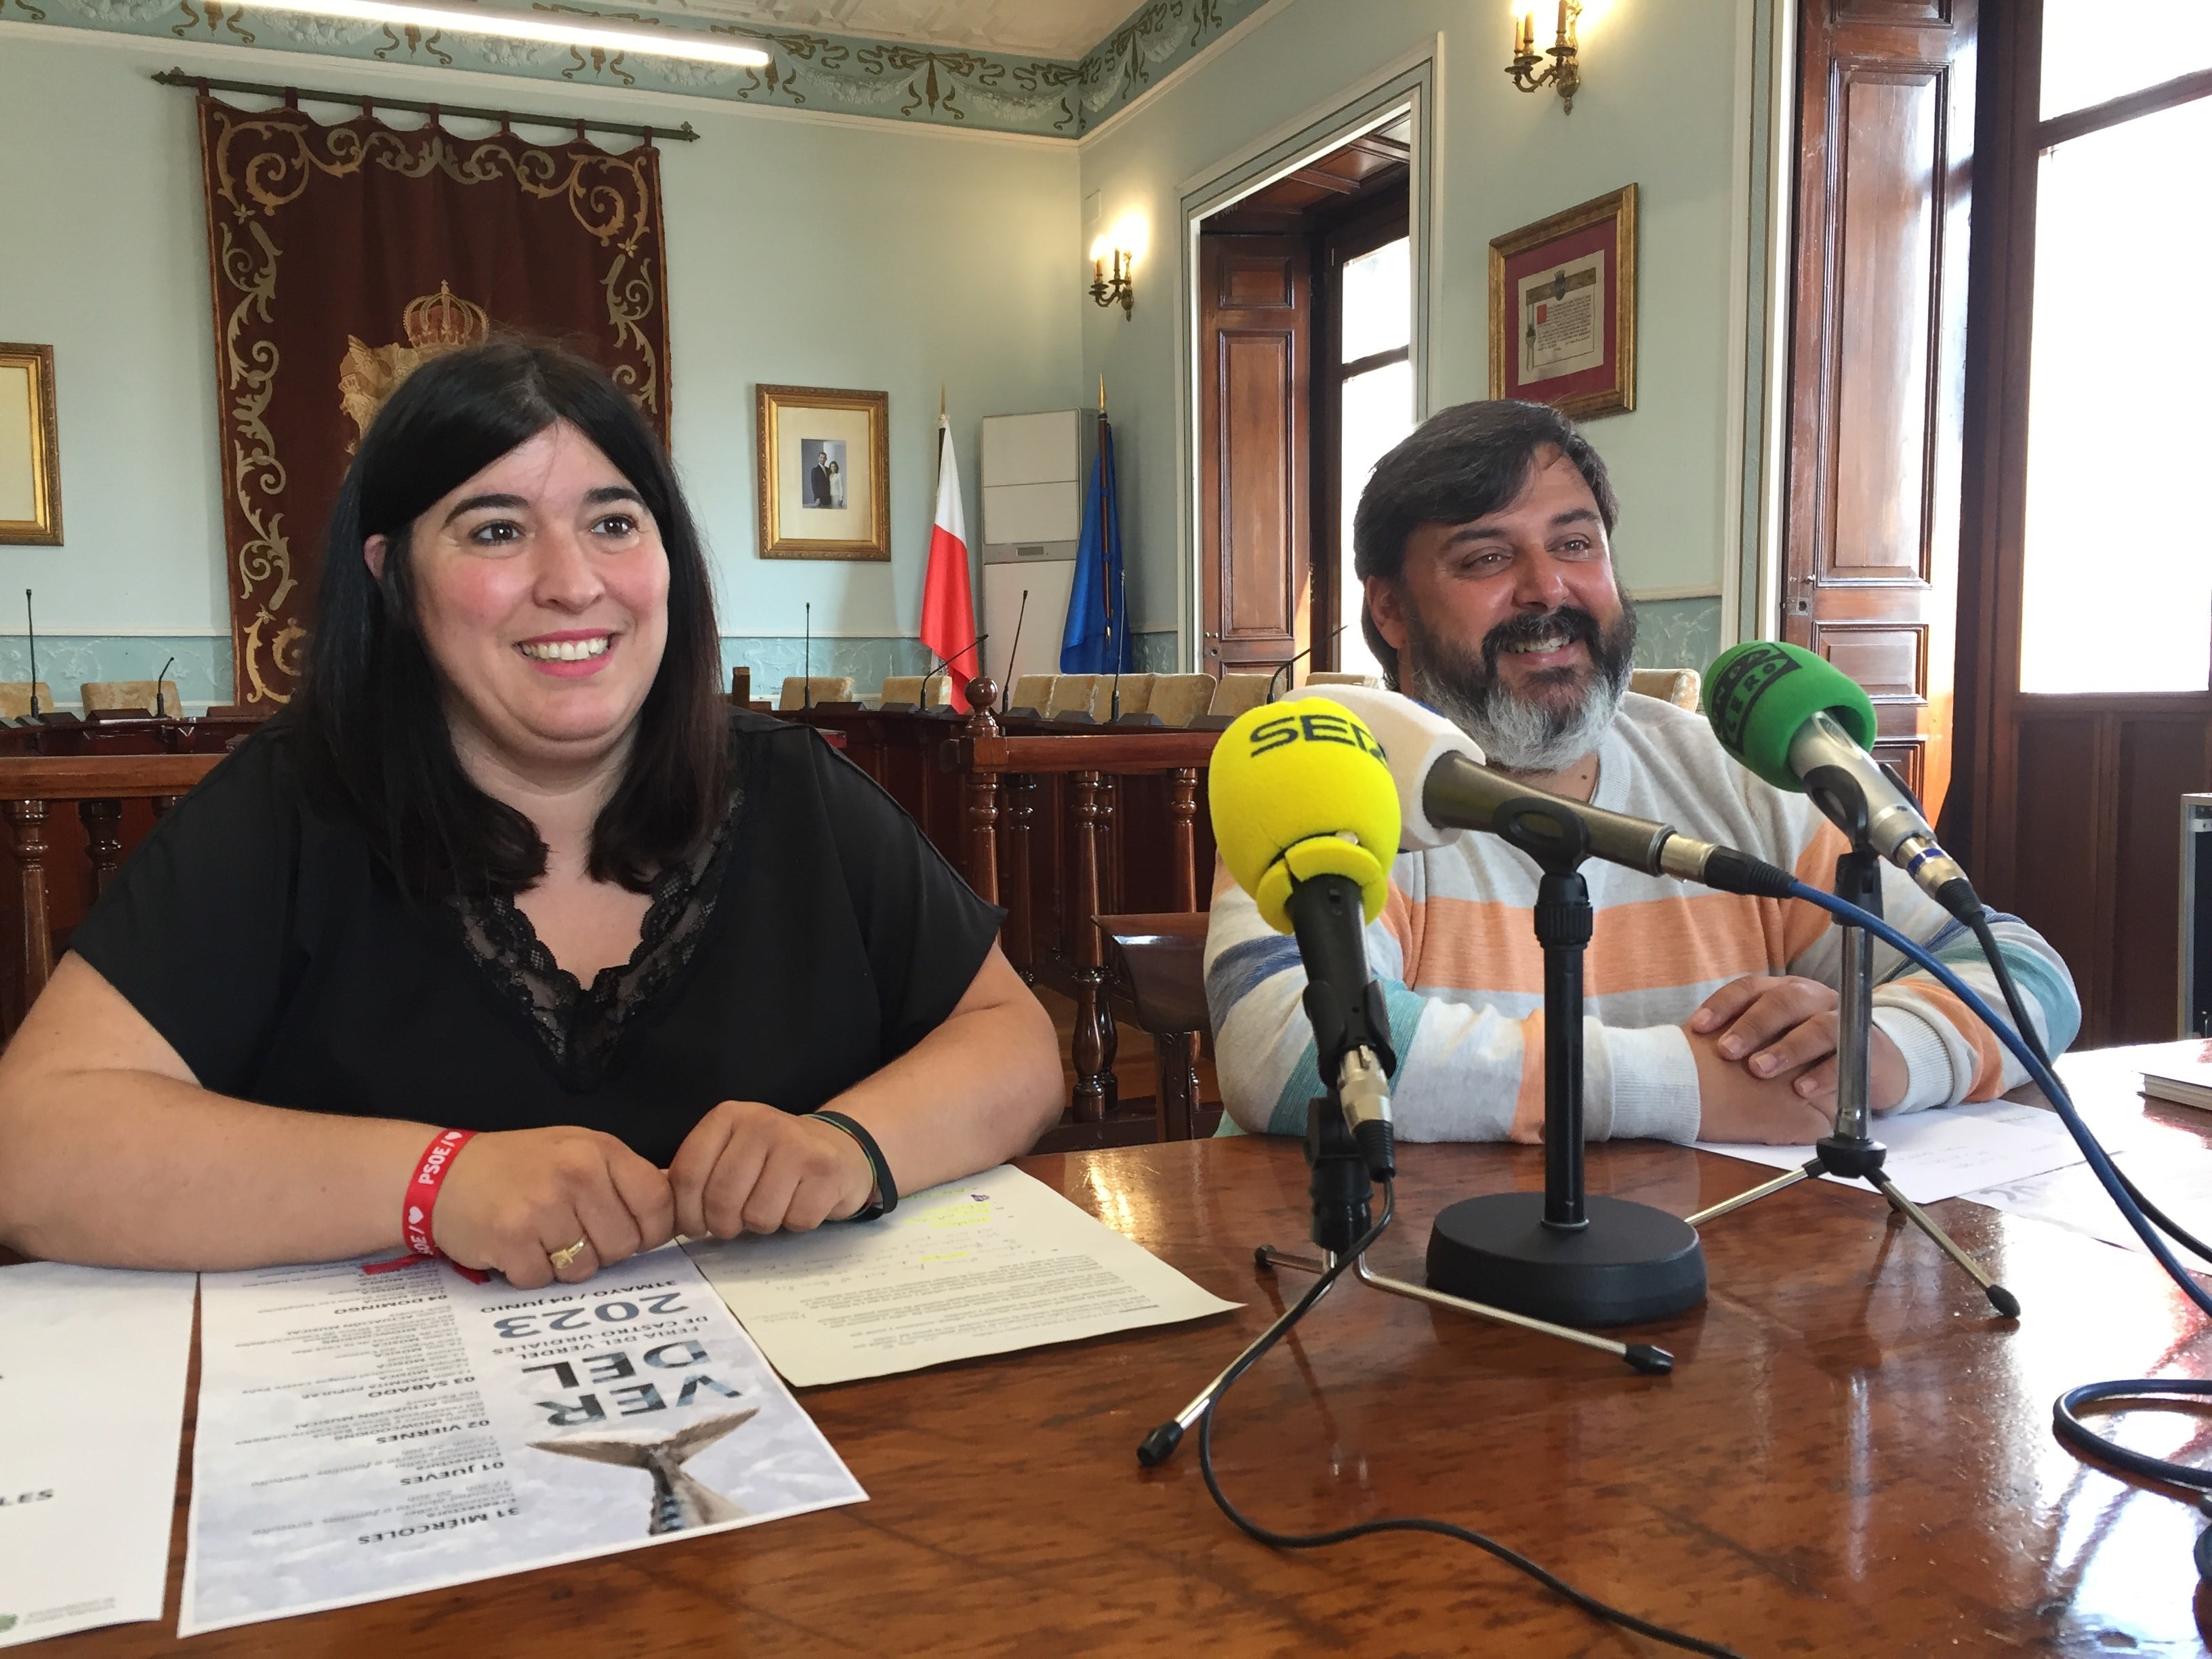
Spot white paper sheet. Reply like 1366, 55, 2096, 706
1694, 1097, 2091, 1205
181, 1247, 861, 1636
0, 1262, 196, 1649
686, 1164, 1240, 1387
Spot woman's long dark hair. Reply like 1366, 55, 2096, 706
291, 340, 727, 899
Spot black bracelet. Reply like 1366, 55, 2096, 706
811, 1110, 899, 1222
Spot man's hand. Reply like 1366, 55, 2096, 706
1687, 974, 1908, 1133
432, 1128, 676, 1290
668, 1101, 876, 1241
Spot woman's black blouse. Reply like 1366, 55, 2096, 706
69, 713, 1004, 1166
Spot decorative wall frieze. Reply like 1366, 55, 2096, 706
12, 0, 1279, 137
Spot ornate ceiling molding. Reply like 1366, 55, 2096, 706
5, 0, 1278, 138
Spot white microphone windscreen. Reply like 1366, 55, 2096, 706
1280, 683, 1480, 851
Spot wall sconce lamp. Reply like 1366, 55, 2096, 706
1089, 236, 1136, 318
1507, 1, 1582, 112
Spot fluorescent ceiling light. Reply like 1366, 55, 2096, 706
249, 0, 771, 66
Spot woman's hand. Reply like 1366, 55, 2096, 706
432, 1127, 676, 1289
668, 1101, 876, 1240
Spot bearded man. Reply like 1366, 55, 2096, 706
1204, 401, 2079, 1144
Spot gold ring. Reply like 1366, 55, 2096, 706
548, 1237, 590, 1271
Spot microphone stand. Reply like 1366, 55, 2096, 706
1683, 836, 2020, 1316
1141, 1070, 1671, 1467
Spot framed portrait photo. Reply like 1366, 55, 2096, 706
0, 344, 62, 546
755, 384, 890, 560
1488, 184, 1637, 421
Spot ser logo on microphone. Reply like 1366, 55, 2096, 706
1246, 710, 1388, 764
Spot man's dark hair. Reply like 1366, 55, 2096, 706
1351, 400, 1620, 686
290, 339, 727, 899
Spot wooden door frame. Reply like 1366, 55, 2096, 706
1172, 47, 1438, 672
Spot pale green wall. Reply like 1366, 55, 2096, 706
0, 4, 1752, 699
0, 28, 1081, 700
1077, 0, 1746, 652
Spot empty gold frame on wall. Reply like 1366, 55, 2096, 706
755, 384, 892, 561
0, 345, 62, 546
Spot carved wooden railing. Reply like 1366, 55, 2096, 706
946, 680, 1218, 1138
0, 752, 227, 1031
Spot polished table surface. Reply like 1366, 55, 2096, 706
38, 1042, 2212, 1658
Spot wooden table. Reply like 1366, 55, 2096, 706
40, 1045, 2212, 1657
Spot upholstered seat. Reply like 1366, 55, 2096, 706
81, 679, 182, 716
777, 675, 857, 710
1046, 674, 1102, 720
1305, 670, 1383, 690
1147, 674, 1218, 728
0, 682, 57, 719
1086, 673, 1156, 720
879, 673, 954, 710
1629, 668, 1702, 712
1006, 674, 1057, 716
1205, 673, 1273, 720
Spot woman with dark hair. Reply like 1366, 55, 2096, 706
0, 342, 1062, 1288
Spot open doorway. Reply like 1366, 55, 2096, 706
1193, 117, 1412, 687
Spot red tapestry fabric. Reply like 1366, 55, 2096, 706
194, 96, 672, 705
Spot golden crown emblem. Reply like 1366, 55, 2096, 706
402, 281, 490, 352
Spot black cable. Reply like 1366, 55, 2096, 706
1967, 914, 2212, 1507
1185, 1186, 1744, 1658
1969, 912, 2212, 1265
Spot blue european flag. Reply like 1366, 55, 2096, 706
1059, 413, 1132, 674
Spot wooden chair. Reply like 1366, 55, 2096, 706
777, 676, 856, 710
1307, 670, 1383, 690
82, 680, 183, 716
879, 674, 954, 710
0, 683, 56, 720
1086, 673, 1156, 721
1047, 674, 1102, 721
1147, 674, 1218, 729
0, 751, 226, 1031
1629, 668, 1702, 712
1206, 674, 1273, 720
1097, 911, 1216, 1141
1006, 674, 1057, 717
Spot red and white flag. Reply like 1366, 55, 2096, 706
919, 413, 979, 712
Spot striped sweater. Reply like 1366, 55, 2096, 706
1205, 693, 2081, 1142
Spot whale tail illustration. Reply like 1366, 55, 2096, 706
529, 1407, 758, 1533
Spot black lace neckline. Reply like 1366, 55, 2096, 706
445, 774, 745, 1088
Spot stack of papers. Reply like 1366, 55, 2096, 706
2144, 1040, 2212, 1111
0, 1263, 196, 1649
1694, 1097, 2092, 1205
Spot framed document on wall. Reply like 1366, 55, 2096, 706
755, 384, 891, 561
0, 344, 62, 545
1488, 184, 1637, 421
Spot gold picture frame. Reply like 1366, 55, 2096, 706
1487, 184, 1637, 421
0, 344, 62, 546
755, 384, 890, 561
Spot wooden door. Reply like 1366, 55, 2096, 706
1198, 234, 1311, 680
1956, 4, 2212, 1046
1781, 0, 1978, 815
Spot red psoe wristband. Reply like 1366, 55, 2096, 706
402, 1128, 476, 1258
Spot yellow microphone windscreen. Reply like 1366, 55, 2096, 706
1208, 698, 1401, 933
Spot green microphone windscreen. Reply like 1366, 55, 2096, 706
1704, 640, 1878, 792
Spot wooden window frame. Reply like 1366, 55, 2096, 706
1311, 183, 1410, 672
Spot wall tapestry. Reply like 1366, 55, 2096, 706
194, 94, 672, 705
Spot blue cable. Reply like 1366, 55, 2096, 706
1784, 878, 2212, 1322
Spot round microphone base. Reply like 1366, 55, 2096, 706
1427, 1193, 1706, 1328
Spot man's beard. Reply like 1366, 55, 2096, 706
1400, 594, 1639, 773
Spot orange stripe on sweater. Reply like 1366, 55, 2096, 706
1510, 1009, 1547, 1143
1410, 893, 1798, 998
1782, 821, 1851, 961
1895, 981, 2007, 1099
